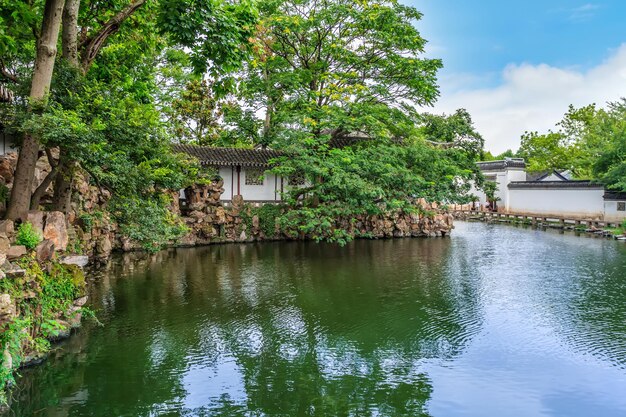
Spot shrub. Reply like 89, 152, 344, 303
15, 222, 42, 250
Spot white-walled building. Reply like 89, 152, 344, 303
174, 144, 296, 203
470, 159, 526, 210
470, 158, 626, 223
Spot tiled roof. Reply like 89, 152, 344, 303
508, 180, 604, 189
604, 191, 626, 201
173, 144, 284, 168
477, 159, 526, 171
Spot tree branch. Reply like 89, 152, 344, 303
0, 62, 18, 83
80, 0, 147, 72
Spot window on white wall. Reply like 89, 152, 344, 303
618, 202, 626, 212
245, 168, 265, 185
288, 172, 305, 186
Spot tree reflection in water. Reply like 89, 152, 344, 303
10, 237, 484, 416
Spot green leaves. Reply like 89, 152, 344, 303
518, 99, 626, 191
158, 0, 258, 75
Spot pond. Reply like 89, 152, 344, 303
8, 222, 626, 416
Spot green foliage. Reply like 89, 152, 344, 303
483, 181, 499, 202
0, 183, 8, 203
518, 99, 626, 191
242, 204, 284, 238
272, 136, 480, 243
167, 79, 223, 144
15, 222, 41, 250
255, 204, 283, 238
158, 0, 258, 75
235, 0, 442, 147
110, 195, 189, 252
0, 257, 87, 404
591, 100, 626, 191
482, 149, 518, 161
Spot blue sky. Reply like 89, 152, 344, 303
404, 1, 626, 152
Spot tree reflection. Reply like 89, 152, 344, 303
11, 238, 483, 416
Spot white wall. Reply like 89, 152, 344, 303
218, 166, 282, 202
604, 200, 626, 223
240, 169, 281, 201
507, 186, 605, 220
219, 167, 235, 200
0, 132, 16, 155
469, 167, 526, 211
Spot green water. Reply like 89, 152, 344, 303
8, 222, 626, 416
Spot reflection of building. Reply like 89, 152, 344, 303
470, 158, 626, 222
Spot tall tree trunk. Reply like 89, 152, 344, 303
50, 0, 81, 212
51, 151, 74, 213
6, 0, 65, 221
62, 0, 80, 68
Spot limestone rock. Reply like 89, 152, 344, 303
96, 235, 112, 259
43, 211, 68, 251
73, 295, 88, 307
26, 210, 46, 235
7, 245, 27, 260
35, 239, 56, 262
0, 294, 14, 318
0, 220, 14, 236
215, 207, 227, 224
0, 234, 10, 253
189, 210, 206, 221
232, 194, 244, 210
2, 349, 12, 373
60, 255, 89, 268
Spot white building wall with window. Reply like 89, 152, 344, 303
218, 166, 284, 202
604, 198, 626, 223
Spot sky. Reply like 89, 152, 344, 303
406, 0, 626, 153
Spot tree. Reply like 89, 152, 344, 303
517, 104, 600, 177
237, 0, 442, 147
590, 99, 626, 191
4, 0, 258, 219
219, 0, 482, 242
517, 100, 625, 190
167, 79, 224, 145
6, 0, 65, 220
518, 131, 574, 174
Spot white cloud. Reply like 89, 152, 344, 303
431, 44, 626, 154
568, 3, 600, 21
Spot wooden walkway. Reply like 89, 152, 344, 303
453, 209, 623, 230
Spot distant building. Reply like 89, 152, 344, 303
470, 158, 626, 222
173, 144, 292, 204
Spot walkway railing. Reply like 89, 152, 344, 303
452, 209, 623, 229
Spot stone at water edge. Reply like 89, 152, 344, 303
73, 295, 88, 307
59, 255, 89, 268
6, 245, 27, 260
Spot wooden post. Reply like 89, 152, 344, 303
236, 165, 241, 196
